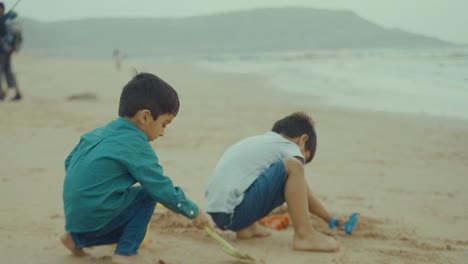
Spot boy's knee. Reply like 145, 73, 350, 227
282, 157, 304, 176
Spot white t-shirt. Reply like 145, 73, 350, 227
205, 132, 304, 213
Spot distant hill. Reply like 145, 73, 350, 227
19, 7, 454, 58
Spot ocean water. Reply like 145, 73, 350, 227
197, 48, 468, 120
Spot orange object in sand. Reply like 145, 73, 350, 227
259, 214, 290, 230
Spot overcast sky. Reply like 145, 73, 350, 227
4, 0, 467, 44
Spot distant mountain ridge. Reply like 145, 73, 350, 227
19, 7, 454, 58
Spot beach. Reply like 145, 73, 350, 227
0, 54, 467, 264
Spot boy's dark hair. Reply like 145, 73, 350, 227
118, 72, 179, 119
271, 112, 317, 163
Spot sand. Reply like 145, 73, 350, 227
0, 54, 467, 264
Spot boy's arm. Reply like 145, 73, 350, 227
307, 186, 333, 223
281, 145, 331, 220
127, 148, 199, 219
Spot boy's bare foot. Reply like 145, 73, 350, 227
112, 254, 138, 264
60, 232, 89, 257
293, 230, 339, 252
236, 222, 271, 239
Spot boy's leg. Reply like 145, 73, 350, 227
283, 157, 339, 252
229, 160, 290, 238
236, 222, 270, 239
113, 189, 156, 257
60, 232, 88, 257
62, 187, 157, 259
111, 188, 156, 264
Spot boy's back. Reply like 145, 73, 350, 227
205, 131, 304, 214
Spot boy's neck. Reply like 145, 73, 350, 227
279, 134, 301, 148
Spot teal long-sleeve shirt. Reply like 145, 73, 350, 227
63, 117, 199, 233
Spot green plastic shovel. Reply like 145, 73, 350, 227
204, 227, 256, 262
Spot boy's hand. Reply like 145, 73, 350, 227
333, 215, 350, 227
329, 213, 359, 234
192, 211, 214, 230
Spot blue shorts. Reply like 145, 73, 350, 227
210, 160, 287, 231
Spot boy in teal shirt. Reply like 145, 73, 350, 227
61, 73, 212, 263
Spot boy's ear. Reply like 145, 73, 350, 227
299, 134, 309, 149
137, 109, 152, 124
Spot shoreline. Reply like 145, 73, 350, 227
193, 47, 468, 122
16, 52, 468, 123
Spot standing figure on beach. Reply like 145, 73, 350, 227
205, 112, 348, 252
0, 2, 22, 101
61, 73, 213, 264
113, 49, 122, 71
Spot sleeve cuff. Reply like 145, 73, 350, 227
172, 199, 199, 219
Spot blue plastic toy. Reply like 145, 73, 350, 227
328, 213, 359, 234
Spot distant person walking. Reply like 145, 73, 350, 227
0, 2, 22, 101
112, 49, 122, 71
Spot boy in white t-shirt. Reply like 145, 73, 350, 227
205, 112, 346, 252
